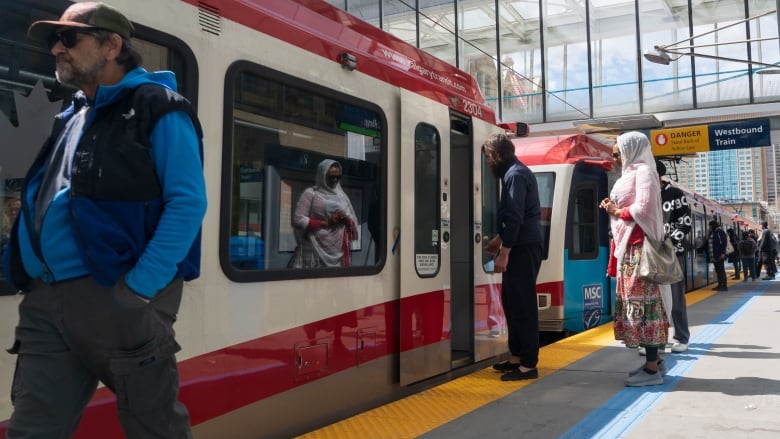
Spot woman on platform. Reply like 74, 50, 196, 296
599, 131, 668, 387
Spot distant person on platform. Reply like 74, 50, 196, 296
656, 160, 691, 354
739, 230, 757, 282
482, 133, 543, 381
726, 228, 741, 280
709, 220, 729, 291
759, 221, 777, 280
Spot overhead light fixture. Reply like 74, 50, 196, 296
644, 9, 779, 74
643, 48, 673, 65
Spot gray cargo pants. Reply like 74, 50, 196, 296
6, 276, 192, 439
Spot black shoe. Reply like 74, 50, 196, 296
501, 368, 538, 381
492, 361, 520, 372
715, 286, 728, 291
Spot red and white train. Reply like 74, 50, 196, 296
0, 1, 759, 438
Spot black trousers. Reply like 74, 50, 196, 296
670, 253, 690, 344
713, 258, 727, 288
7, 276, 191, 439
502, 243, 543, 369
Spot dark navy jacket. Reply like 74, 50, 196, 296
497, 158, 542, 247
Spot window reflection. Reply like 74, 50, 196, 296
228, 69, 384, 275
413, 124, 440, 277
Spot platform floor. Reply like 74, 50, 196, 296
298, 274, 780, 439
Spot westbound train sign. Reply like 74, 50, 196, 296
649, 118, 771, 156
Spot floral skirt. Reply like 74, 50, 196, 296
613, 244, 669, 348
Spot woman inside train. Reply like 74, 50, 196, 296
290, 159, 358, 268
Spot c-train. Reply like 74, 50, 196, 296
0, 1, 758, 437
514, 135, 761, 335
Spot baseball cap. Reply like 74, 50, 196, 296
28, 2, 134, 43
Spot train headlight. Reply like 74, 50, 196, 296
339, 52, 357, 71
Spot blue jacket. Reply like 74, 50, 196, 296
5, 68, 207, 298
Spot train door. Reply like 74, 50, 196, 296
399, 89, 452, 385
562, 163, 613, 333
471, 118, 507, 361
449, 115, 473, 369
449, 114, 504, 367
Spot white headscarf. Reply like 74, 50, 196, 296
609, 132, 664, 264
293, 159, 357, 266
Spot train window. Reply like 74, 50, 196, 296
414, 124, 441, 277
224, 64, 385, 281
569, 185, 598, 259
481, 154, 499, 271
0, 1, 195, 294
535, 172, 554, 260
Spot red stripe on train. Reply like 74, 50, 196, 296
0, 281, 565, 437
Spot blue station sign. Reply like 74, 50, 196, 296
708, 118, 771, 151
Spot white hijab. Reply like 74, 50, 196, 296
609, 132, 664, 264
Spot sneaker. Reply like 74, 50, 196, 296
501, 368, 538, 381
671, 342, 688, 353
624, 368, 663, 387
628, 360, 667, 377
492, 361, 520, 372
637, 346, 646, 356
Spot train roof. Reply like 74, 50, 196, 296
181, 0, 497, 123
512, 134, 614, 169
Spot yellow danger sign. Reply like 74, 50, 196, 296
650, 125, 709, 156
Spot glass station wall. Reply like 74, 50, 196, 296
331, 0, 779, 123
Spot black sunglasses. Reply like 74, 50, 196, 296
612, 152, 620, 159
326, 175, 342, 182
48, 28, 98, 49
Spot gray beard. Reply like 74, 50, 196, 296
55, 59, 105, 90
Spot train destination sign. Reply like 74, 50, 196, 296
649, 118, 770, 156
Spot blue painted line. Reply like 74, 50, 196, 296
560, 285, 768, 439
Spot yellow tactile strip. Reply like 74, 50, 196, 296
297, 288, 714, 439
